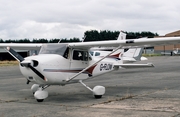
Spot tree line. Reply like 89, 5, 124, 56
0, 30, 159, 43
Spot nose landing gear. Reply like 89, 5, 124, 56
31, 84, 50, 102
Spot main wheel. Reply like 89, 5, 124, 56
36, 99, 44, 102
94, 95, 102, 99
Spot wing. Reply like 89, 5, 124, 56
0, 43, 42, 50
68, 37, 180, 49
0, 36, 179, 50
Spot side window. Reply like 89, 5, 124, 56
73, 50, 88, 61
89, 51, 94, 56
83, 51, 88, 61
95, 52, 100, 56
63, 47, 69, 59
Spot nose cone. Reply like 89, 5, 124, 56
20, 60, 39, 67
19, 55, 49, 84
19, 54, 67, 85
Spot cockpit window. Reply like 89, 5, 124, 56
63, 47, 69, 59
89, 51, 94, 56
73, 50, 88, 61
39, 44, 68, 58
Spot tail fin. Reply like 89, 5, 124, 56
123, 37, 147, 62
123, 48, 144, 61
117, 31, 127, 40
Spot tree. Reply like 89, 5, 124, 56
0, 39, 4, 43
83, 30, 120, 42
125, 31, 159, 39
83, 30, 100, 42
18, 39, 31, 43
32, 38, 48, 43
49, 39, 61, 43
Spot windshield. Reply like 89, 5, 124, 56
39, 44, 68, 57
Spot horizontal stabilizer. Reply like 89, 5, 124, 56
114, 63, 154, 69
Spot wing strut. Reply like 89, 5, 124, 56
65, 45, 122, 82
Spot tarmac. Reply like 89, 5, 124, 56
0, 56, 180, 117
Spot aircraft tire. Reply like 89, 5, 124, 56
36, 99, 44, 102
94, 95, 102, 99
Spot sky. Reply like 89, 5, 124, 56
0, 0, 180, 40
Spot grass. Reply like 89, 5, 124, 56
142, 53, 162, 57
0, 60, 19, 66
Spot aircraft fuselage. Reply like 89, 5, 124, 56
19, 54, 118, 85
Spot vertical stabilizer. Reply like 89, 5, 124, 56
123, 48, 144, 61
117, 31, 127, 40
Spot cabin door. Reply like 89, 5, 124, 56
70, 49, 89, 73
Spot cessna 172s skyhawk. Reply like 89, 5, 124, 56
0, 36, 180, 102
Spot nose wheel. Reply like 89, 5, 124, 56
94, 95, 102, 99
31, 85, 50, 102
36, 99, 44, 102
31, 84, 40, 94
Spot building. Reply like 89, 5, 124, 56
0, 49, 39, 61
154, 30, 180, 54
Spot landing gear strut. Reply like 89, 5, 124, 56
79, 80, 105, 99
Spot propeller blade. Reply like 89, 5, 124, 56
6, 47, 24, 62
28, 64, 45, 80
6, 47, 46, 81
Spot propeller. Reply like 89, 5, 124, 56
6, 47, 46, 81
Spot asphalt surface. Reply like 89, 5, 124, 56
0, 56, 180, 117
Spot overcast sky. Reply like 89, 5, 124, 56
0, 0, 180, 40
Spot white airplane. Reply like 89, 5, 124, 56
0, 36, 180, 102
90, 31, 147, 63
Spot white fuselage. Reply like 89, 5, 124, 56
19, 54, 119, 85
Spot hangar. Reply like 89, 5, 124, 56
0, 49, 38, 60
154, 30, 180, 54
